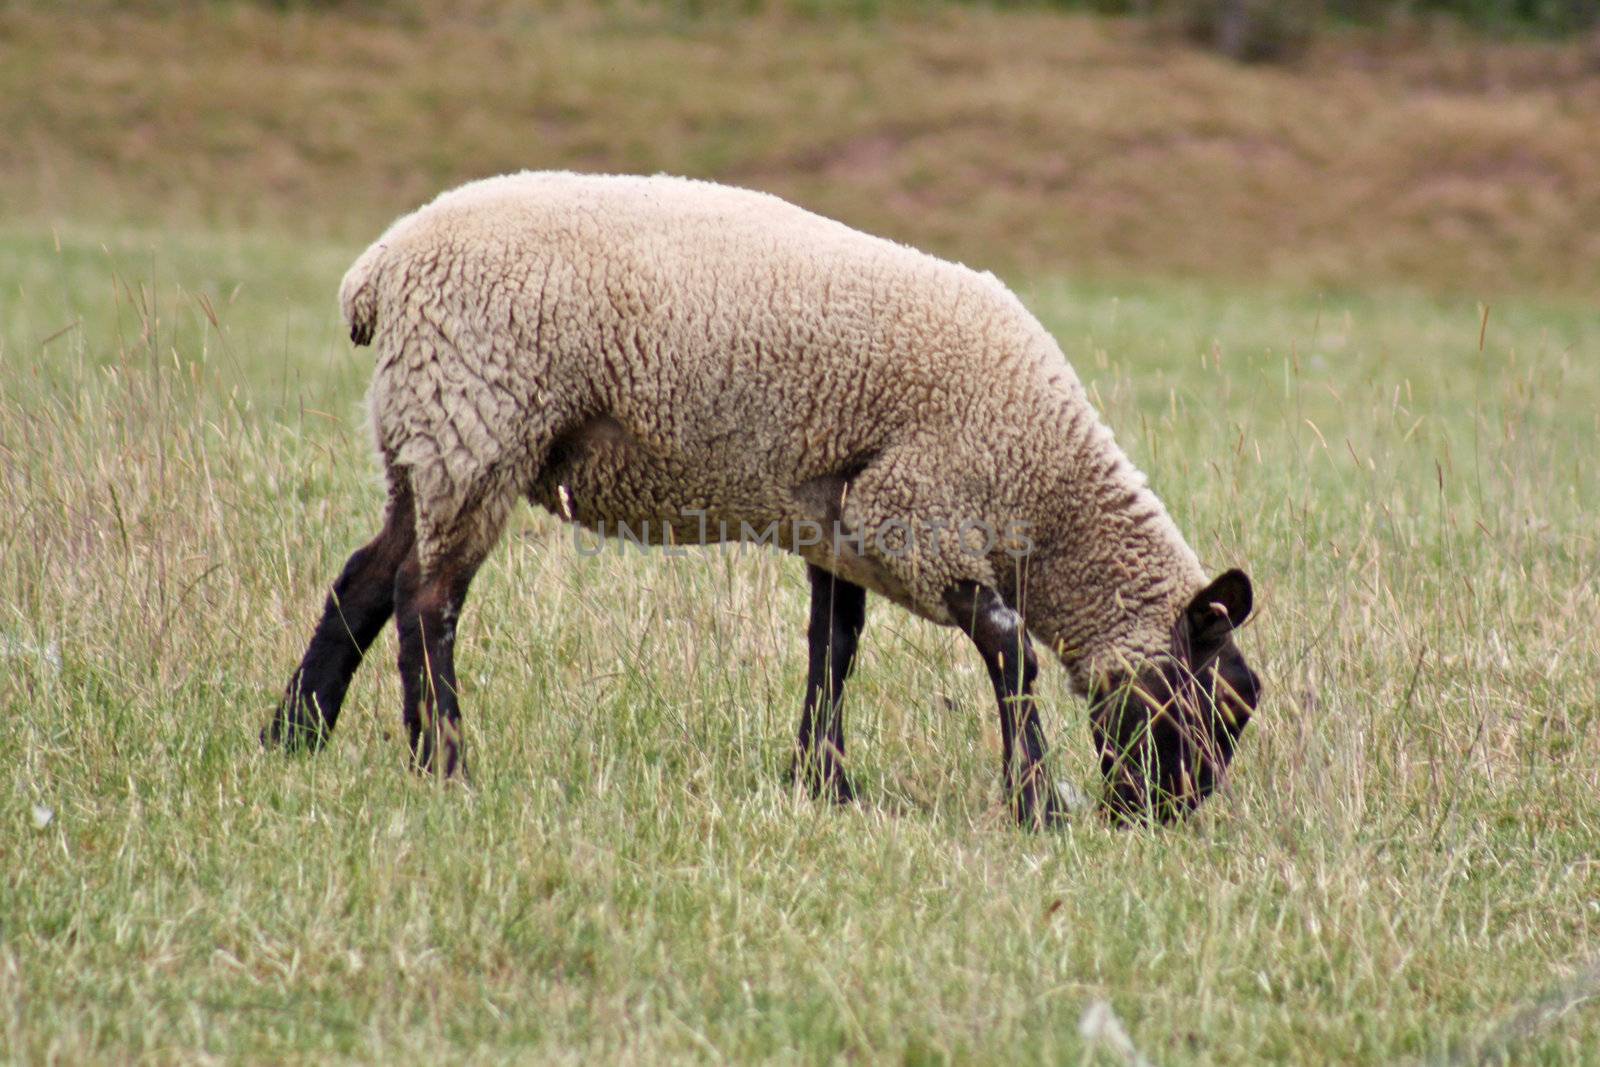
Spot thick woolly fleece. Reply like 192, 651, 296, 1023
342, 171, 1209, 692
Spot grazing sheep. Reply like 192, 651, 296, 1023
262, 171, 1261, 826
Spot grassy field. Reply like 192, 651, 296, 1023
5, 220, 1599, 1063
5, 3, 1600, 1064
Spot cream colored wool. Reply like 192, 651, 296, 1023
343, 171, 1209, 692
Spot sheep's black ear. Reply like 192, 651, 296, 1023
1181, 569, 1253, 663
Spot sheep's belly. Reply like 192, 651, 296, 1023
527, 423, 791, 546
524, 422, 922, 613
529, 461, 807, 550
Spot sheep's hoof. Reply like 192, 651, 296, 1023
409, 730, 469, 782
260, 705, 327, 753
789, 757, 856, 805
1011, 783, 1068, 831
824, 773, 856, 805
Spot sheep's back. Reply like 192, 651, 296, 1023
365, 172, 1075, 545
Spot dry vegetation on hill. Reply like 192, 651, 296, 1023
4, 2, 1599, 294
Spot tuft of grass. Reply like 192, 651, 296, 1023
4, 221, 1599, 1062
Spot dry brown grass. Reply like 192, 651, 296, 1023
4, 2, 1599, 295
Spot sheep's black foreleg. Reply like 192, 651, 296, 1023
263, 487, 415, 751
944, 581, 1063, 830
791, 564, 867, 803
394, 550, 481, 779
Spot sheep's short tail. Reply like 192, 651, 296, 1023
339, 241, 388, 347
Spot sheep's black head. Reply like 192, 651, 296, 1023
1089, 569, 1260, 825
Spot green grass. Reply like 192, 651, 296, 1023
4, 221, 1600, 1064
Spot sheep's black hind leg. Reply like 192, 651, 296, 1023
944, 581, 1064, 830
394, 472, 518, 779
791, 564, 867, 803
394, 548, 487, 779
263, 483, 415, 751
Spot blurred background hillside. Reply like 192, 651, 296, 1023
4, 0, 1598, 294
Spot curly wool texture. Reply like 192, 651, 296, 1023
343, 171, 1209, 692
